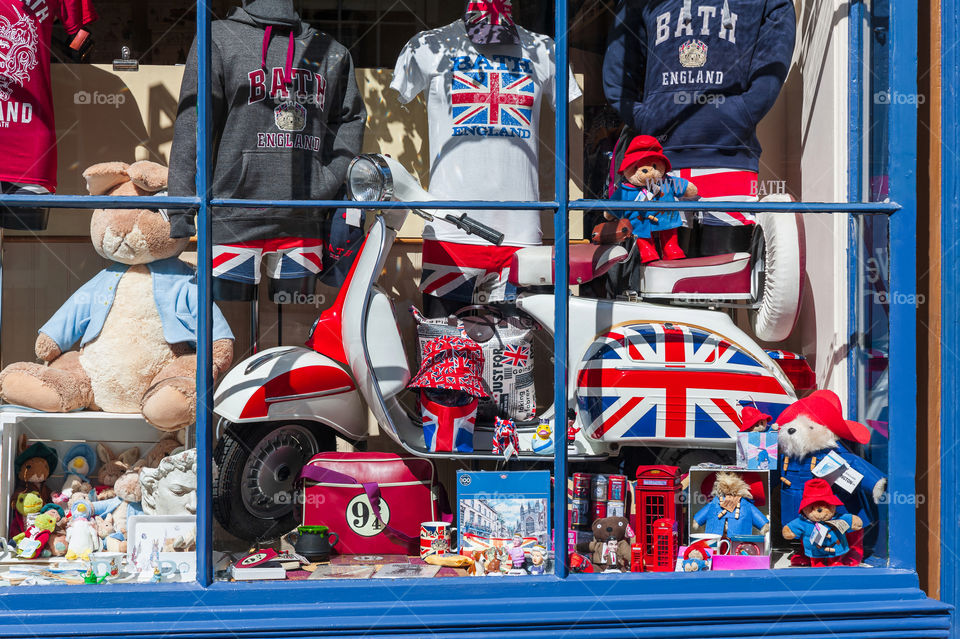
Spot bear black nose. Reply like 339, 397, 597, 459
787, 427, 797, 435
606, 527, 613, 533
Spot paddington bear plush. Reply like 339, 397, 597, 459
693, 471, 769, 537
0, 161, 235, 432
782, 478, 863, 567
586, 516, 632, 572
608, 135, 698, 263
777, 390, 886, 565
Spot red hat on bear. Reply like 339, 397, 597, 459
798, 478, 844, 512
619, 135, 671, 174
775, 389, 872, 445
738, 406, 772, 432
683, 539, 713, 560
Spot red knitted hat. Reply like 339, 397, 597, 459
798, 478, 844, 512
738, 406, 772, 432
683, 539, 713, 560
775, 390, 871, 444
619, 135, 671, 174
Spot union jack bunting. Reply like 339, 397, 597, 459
576, 323, 793, 443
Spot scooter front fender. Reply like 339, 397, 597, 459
213, 346, 368, 441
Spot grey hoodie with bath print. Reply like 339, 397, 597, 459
168, 4, 366, 243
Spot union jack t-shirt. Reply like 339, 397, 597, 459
0, 0, 98, 190
391, 19, 581, 247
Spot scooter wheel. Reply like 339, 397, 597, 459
750, 205, 805, 342
213, 420, 335, 542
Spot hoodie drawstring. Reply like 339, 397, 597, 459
680, 0, 693, 24
262, 25, 295, 87
722, 0, 733, 29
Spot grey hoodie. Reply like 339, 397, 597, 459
168, 5, 366, 243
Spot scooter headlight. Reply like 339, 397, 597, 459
347, 154, 393, 202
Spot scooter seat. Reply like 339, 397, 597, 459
642, 252, 752, 296
509, 244, 629, 287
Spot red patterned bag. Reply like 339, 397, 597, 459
298, 452, 445, 555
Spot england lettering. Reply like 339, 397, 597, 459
0, 102, 34, 128
452, 125, 531, 138
257, 132, 324, 150
661, 70, 725, 86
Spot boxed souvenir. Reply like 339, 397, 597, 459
457, 470, 550, 556
736, 431, 778, 470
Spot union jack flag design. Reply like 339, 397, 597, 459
452, 69, 534, 129
212, 240, 324, 284
422, 398, 478, 452
502, 344, 530, 368
576, 323, 793, 442
465, 0, 515, 28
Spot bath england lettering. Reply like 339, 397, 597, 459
248, 67, 327, 109
0, 102, 34, 128
19, 0, 50, 22
450, 53, 535, 139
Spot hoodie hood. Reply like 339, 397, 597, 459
239, 0, 300, 28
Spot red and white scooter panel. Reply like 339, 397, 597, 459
641, 253, 752, 300
575, 322, 793, 445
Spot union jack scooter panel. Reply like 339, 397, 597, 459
576, 323, 793, 444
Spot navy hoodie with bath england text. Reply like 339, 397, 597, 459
603, 0, 796, 172
168, 4, 366, 243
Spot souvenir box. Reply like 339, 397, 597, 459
456, 470, 550, 554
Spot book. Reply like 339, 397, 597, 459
372, 563, 441, 579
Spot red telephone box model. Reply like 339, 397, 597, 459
634, 466, 681, 562
647, 518, 678, 572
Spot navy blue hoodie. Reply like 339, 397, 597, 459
602, 0, 796, 172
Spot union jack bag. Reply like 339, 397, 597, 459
411, 306, 537, 421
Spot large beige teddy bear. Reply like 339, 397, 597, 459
0, 161, 235, 431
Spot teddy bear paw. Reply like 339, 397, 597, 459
0, 364, 88, 412
141, 376, 196, 432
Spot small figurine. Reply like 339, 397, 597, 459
530, 420, 555, 455
778, 390, 886, 565
587, 517, 632, 572
507, 534, 527, 572
738, 406, 773, 432
682, 540, 712, 572
529, 545, 546, 575
782, 479, 863, 567
483, 547, 502, 576
12, 511, 57, 559
65, 497, 101, 561
693, 472, 770, 537
609, 135, 698, 263
492, 417, 520, 459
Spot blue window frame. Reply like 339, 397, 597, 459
0, 0, 952, 635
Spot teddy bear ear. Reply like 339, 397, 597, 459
83, 162, 132, 195
126, 161, 168, 192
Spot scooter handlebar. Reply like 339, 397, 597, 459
443, 213, 505, 246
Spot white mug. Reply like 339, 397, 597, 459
91, 552, 123, 578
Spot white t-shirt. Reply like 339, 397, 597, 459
390, 20, 582, 246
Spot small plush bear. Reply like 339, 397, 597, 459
587, 516, 632, 572
782, 478, 863, 567
777, 390, 886, 565
0, 161, 235, 432
93, 468, 144, 553
608, 135, 698, 263
693, 471, 769, 537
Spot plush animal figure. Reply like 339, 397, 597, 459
12, 512, 58, 559
0, 161, 235, 432
10, 491, 43, 539
777, 390, 886, 565
94, 469, 144, 553
587, 516, 632, 571
65, 496, 100, 561
608, 135, 698, 263
12, 435, 57, 509
59, 442, 97, 499
782, 478, 863, 567
41, 504, 68, 557
682, 540, 712, 572
137, 432, 184, 469
693, 472, 770, 537
94, 443, 140, 499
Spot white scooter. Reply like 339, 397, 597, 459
211, 154, 807, 541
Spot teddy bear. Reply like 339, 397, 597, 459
777, 389, 886, 565
586, 516, 632, 572
782, 478, 863, 567
93, 468, 144, 553
93, 443, 140, 499
0, 161, 235, 432
681, 539, 712, 572
693, 471, 770, 537
608, 135, 698, 263
12, 511, 58, 560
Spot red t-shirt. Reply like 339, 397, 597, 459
0, 0, 97, 191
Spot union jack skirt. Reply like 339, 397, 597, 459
420, 240, 521, 303
674, 168, 759, 227
212, 237, 323, 284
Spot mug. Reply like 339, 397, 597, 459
420, 521, 455, 558
91, 552, 123, 578
688, 533, 721, 554
294, 525, 339, 561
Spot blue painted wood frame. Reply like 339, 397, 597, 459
0, 0, 950, 635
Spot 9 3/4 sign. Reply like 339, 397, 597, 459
345, 494, 392, 537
